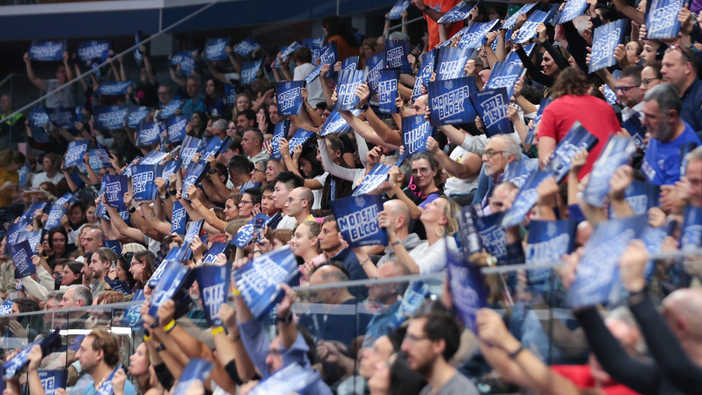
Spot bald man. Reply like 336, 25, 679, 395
284, 187, 315, 225
376, 200, 423, 266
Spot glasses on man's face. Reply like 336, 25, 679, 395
240, 200, 253, 206
642, 78, 660, 87
616, 85, 638, 93
411, 167, 431, 175
483, 149, 505, 159
403, 333, 430, 344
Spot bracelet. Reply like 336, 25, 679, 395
163, 319, 177, 333
232, 334, 241, 342
211, 326, 225, 335
232, 288, 241, 296
361, 257, 372, 266
156, 343, 166, 352
253, 249, 262, 254
507, 344, 524, 359
128, 207, 136, 214
391, 240, 402, 247
143, 335, 151, 341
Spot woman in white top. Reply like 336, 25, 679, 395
384, 196, 460, 274
290, 220, 325, 285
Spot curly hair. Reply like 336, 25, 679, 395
549, 67, 589, 99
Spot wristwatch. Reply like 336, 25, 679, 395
208, 168, 218, 174
422, 5, 430, 13
277, 311, 293, 324
360, 103, 370, 112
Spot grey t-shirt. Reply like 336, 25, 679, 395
419, 372, 479, 395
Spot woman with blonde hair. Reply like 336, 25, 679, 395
290, 221, 325, 285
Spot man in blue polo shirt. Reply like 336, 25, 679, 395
661, 45, 702, 140
641, 83, 701, 186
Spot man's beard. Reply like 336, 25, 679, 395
92, 270, 103, 281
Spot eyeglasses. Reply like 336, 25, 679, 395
252, 168, 265, 173
411, 167, 431, 175
616, 85, 638, 92
482, 150, 505, 159
240, 200, 253, 206
403, 333, 430, 344
669, 44, 693, 63
642, 78, 660, 87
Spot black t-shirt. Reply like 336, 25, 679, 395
133, 81, 159, 107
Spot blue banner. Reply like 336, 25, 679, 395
195, 265, 231, 327
165, 115, 188, 144
18, 162, 31, 187
337, 69, 368, 111
427, 77, 478, 126
45, 205, 67, 229
127, 106, 150, 128
544, 121, 599, 182
622, 180, 660, 215
137, 121, 164, 147
132, 165, 161, 201
458, 20, 501, 49
503, 2, 539, 30
503, 158, 539, 189
21, 201, 47, 223
140, 150, 168, 165
589, 19, 627, 73
105, 277, 132, 294
149, 260, 193, 319
93, 105, 128, 130
526, 220, 576, 284
621, 113, 644, 149
158, 99, 185, 120
65, 140, 90, 168
29, 105, 49, 134
526, 96, 552, 145
95, 365, 122, 395
365, 52, 385, 95
567, 214, 647, 308
233, 214, 270, 248
171, 201, 189, 235
318, 109, 360, 137
681, 205, 702, 251
377, 69, 400, 114
181, 161, 209, 200
474, 212, 508, 264
225, 83, 237, 106
9, 240, 36, 278
502, 170, 554, 227
97, 81, 132, 96
330, 194, 388, 248
352, 163, 391, 196
514, 10, 549, 43
233, 246, 299, 320
200, 135, 230, 162
17, 230, 42, 253
104, 239, 122, 256
437, 1, 474, 23
180, 135, 203, 168
241, 58, 264, 86
485, 61, 525, 100
388, 0, 411, 19
402, 115, 434, 156
342, 56, 359, 72
288, 128, 315, 155
28, 40, 66, 61
204, 37, 229, 61
385, 40, 412, 74
105, 174, 129, 209
3, 330, 60, 379
553, 0, 588, 25
412, 49, 436, 100
581, 135, 637, 207
504, 43, 536, 67
203, 242, 228, 264
148, 247, 192, 288
0, 300, 11, 316
269, 119, 290, 160
456, 205, 485, 259
172, 360, 214, 395
91, 147, 112, 168
233, 36, 259, 56
446, 246, 486, 332
6, 222, 24, 246
679, 142, 698, 178
275, 80, 306, 116
434, 47, 474, 81
249, 363, 321, 395
272, 41, 301, 69
121, 289, 145, 329
171, 51, 195, 76
645, 0, 685, 39
47, 107, 77, 131
77, 40, 111, 63
470, 87, 511, 136
304, 41, 338, 85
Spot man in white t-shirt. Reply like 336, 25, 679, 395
24, 51, 75, 109
32, 153, 65, 188
289, 48, 324, 106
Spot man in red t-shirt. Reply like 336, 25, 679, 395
537, 93, 621, 179
412, 0, 465, 50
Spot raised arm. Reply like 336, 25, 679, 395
24, 53, 46, 92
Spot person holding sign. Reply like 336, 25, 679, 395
232, 263, 333, 394
24, 51, 75, 109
